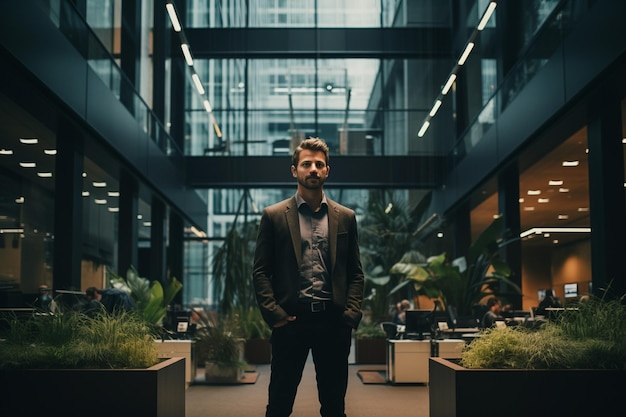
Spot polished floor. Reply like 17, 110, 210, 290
185, 347, 430, 417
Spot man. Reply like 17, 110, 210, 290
84, 286, 135, 315
481, 297, 503, 328
253, 137, 365, 417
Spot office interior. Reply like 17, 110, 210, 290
0, 0, 625, 320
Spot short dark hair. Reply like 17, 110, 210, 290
291, 137, 329, 167
85, 287, 99, 298
486, 297, 500, 308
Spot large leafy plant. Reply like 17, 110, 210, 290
390, 216, 521, 317
212, 191, 258, 315
358, 191, 430, 322
109, 266, 182, 326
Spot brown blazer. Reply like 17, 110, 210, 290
252, 195, 365, 329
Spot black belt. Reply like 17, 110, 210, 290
298, 300, 333, 313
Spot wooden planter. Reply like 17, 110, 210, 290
354, 337, 386, 364
0, 357, 185, 417
244, 338, 271, 364
429, 357, 626, 417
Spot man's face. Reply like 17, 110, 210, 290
291, 149, 330, 190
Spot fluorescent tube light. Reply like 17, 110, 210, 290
418, 121, 430, 138
192, 73, 205, 95
19, 138, 38, 144
458, 42, 475, 65
441, 74, 457, 95
181, 43, 193, 66
19, 162, 36, 168
429, 100, 442, 117
477, 2, 497, 31
562, 160, 579, 167
166, 3, 182, 32
203, 100, 213, 113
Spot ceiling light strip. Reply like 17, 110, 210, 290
520, 227, 591, 238
418, 1, 497, 138
165, 2, 222, 139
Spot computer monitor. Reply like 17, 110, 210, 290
564, 283, 578, 299
404, 309, 432, 340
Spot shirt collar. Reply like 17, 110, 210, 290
295, 193, 328, 211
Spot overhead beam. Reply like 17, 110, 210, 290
184, 27, 452, 59
185, 156, 447, 189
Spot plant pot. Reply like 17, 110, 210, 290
429, 357, 626, 417
354, 338, 386, 364
205, 360, 244, 383
0, 357, 185, 417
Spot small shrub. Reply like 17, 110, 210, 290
460, 296, 626, 370
0, 311, 159, 370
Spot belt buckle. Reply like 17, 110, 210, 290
311, 301, 326, 313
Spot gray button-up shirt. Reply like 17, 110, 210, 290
295, 193, 332, 302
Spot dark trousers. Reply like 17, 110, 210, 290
265, 309, 353, 417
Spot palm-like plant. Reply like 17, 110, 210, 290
358, 191, 430, 322
390, 216, 521, 317
211, 201, 258, 315
109, 266, 182, 326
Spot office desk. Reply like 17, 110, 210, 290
386, 339, 465, 384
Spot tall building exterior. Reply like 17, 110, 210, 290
0, 0, 624, 310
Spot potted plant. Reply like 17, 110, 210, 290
232, 306, 272, 364
353, 320, 387, 364
194, 312, 248, 383
0, 310, 185, 416
429, 294, 626, 416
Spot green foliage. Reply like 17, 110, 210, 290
109, 265, 182, 326
354, 321, 386, 339
230, 306, 271, 339
211, 192, 258, 315
194, 312, 248, 369
0, 311, 159, 370
359, 191, 429, 321
460, 296, 626, 369
390, 217, 521, 316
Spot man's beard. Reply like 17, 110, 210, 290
298, 175, 325, 190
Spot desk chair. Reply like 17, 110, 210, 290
380, 322, 399, 339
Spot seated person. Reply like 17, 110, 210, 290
392, 299, 411, 325
536, 289, 562, 316
84, 286, 135, 316
481, 297, 503, 328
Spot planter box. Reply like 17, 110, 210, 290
429, 357, 626, 417
0, 357, 185, 417
154, 339, 197, 387
354, 338, 386, 364
245, 338, 271, 364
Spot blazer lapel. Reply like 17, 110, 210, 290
328, 200, 339, 274
285, 197, 302, 267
